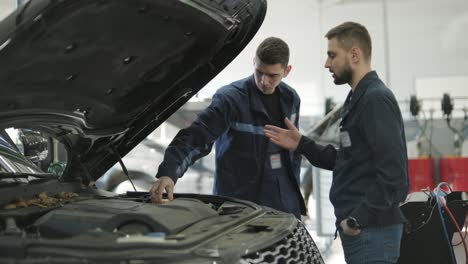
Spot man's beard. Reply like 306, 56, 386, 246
333, 63, 352, 85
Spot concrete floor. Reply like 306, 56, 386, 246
302, 199, 345, 264
453, 227, 468, 264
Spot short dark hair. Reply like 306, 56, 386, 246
325, 22, 372, 61
255, 37, 290, 68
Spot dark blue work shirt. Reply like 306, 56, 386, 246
157, 75, 306, 217
297, 71, 408, 227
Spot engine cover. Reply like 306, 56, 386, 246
33, 198, 217, 238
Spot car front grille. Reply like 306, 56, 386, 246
241, 222, 324, 264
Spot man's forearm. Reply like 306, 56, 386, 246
297, 136, 336, 170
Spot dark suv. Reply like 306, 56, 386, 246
0, 0, 323, 263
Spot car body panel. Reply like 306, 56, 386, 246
0, 0, 266, 180
0, 1, 325, 263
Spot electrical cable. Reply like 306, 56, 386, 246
433, 183, 457, 264
435, 196, 456, 264
409, 203, 437, 234
429, 109, 435, 157
419, 111, 428, 140
446, 118, 465, 157
418, 110, 443, 157
442, 203, 468, 263
403, 189, 437, 234
452, 212, 468, 247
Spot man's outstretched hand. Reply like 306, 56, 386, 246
150, 176, 174, 203
264, 117, 302, 151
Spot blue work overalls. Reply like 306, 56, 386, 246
157, 75, 306, 217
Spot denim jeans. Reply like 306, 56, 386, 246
339, 224, 403, 264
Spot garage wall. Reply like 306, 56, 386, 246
203, 0, 324, 116
205, 0, 468, 117
317, 0, 468, 115
386, 0, 468, 100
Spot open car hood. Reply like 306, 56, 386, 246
0, 0, 266, 180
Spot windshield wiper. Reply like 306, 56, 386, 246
0, 172, 57, 179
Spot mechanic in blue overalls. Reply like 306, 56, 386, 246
150, 37, 306, 219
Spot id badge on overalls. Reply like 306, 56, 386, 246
270, 153, 282, 169
340, 131, 352, 147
